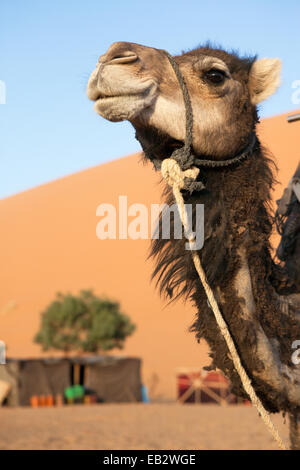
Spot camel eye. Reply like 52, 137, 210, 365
204, 69, 226, 85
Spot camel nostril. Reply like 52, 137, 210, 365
107, 51, 138, 65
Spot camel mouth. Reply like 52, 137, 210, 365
90, 80, 157, 104
91, 82, 158, 122
94, 92, 144, 102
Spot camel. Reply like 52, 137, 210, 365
87, 41, 300, 449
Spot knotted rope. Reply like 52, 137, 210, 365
161, 157, 287, 450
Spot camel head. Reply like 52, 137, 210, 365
87, 41, 281, 160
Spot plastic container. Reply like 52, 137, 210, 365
84, 395, 91, 405
64, 386, 75, 404
46, 394, 54, 406
141, 385, 149, 403
73, 385, 84, 403
55, 393, 64, 406
30, 395, 39, 408
39, 395, 46, 406
90, 394, 97, 404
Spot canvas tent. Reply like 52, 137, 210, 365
0, 356, 142, 406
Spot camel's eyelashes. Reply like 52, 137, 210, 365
203, 69, 226, 85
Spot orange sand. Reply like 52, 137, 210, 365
0, 404, 289, 450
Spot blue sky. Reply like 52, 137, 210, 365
1, 0, 300, 199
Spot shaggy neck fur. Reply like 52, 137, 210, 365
151, 139, 300, 413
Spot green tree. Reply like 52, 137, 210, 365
34, 290, 135, 353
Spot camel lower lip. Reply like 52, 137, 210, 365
96, 93, 140, 101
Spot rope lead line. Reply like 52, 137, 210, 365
161, 158, 287, 451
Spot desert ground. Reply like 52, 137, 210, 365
0, 403, 289, 450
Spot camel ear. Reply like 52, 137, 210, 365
248, 58, 281, 105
